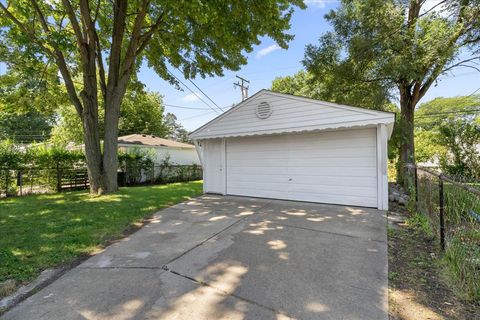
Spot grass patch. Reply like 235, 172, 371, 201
0, 181, 203, 283
443, 228, 480, 302
405, 212, 434, 240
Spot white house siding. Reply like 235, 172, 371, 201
224, 128, 378, 207
191, 91, 393, 139
119, 145, 200, 165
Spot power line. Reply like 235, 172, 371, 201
416, 108, 480, 118
166, 69, 221, 115
178, 110, 217, 121
164, 103, 210, 110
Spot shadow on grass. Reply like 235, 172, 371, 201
0, 181, 203, 283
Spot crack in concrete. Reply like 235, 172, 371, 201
165, 266, 294, 319
274, 222, 386, 243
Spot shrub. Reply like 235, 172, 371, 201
118, 147, 155, 185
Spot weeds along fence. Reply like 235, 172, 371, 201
415, 166, 480, 301
0, 164, 202, 197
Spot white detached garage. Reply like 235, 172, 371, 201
190, 90, 395, 210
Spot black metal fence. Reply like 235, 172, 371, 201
414, 166, 480, 300
415, 166, 480, 250
1, 164, 202, 197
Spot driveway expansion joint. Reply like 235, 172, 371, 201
274, 222, 386, 243
166, 267, 293, 319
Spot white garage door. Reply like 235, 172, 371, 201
226, 128, 378, 207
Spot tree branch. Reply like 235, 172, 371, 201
441, 56, 480, 73
0, 1, 84, 117
61, 0, 86, 55
418, 0, 448, 18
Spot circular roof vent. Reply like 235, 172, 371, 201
256, 102, 272, 119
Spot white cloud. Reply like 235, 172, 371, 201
181, 92, 200, 102
256, 44, 281, 59
304, 0, 327, 9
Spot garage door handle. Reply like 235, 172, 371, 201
288, 178, 292, 181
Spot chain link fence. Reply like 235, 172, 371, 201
415, 166, 480, 301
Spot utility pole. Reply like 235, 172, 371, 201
233, 75, 250, 101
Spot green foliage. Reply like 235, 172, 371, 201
27, 144, 85, 168
50, 84, 171, 145
406, 213, 434, 240
443, 228, 480, 301
438, 120, 480, 179
0, 181, 203, 282
0, 140, 24, 169
119, 84, 168, 138
415, 95, 480, 179
271, 69, 391, 111
0, 110, 54, 143
164, 113, 190, 143
0, 64, 67, 116
304, 0, 479, 92
118, 148, 155, 185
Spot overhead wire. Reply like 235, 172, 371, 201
166, 69, 221, 115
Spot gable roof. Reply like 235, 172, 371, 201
190, 89, 395, 140
118, 134, 194, 149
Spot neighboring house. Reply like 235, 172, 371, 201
118, 134, 200, 165
190, 90, 395, 210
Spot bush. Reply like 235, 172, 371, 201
118, 148, 155, 185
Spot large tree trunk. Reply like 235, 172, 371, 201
82, 102, 104, 194
398, 87, 417, 189
102, 92, 123, 193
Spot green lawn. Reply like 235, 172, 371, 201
0, 181, 203, 283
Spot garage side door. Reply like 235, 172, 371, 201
226, 128, 377, 207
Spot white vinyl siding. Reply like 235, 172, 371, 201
225, 128, 378, 207
191, 91, 393, 139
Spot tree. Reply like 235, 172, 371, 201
414, 95, 480, 178
0, 0, 304, 194
271, 69, 391, 110
164, 113, 190, 143
0, 110, 54, 143
51, 84, 172, 144
119, 83, 168, 138
303, 0, 480, 185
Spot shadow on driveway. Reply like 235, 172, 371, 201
2, 195, 388, 320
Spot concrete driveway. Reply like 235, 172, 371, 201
2, 195, 388, 320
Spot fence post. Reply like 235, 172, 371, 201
414, 167, 418, 203
438, 178, 445, 251
17, 170, 23, 196
56, 163, 61, 192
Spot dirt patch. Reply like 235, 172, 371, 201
388, 203, 479, 320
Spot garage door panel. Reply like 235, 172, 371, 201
228, 157, 376, 167
231, 181, 376, 197
226, 128, 378, 207
227, 147, 377, 159
228, 166, 377, 177
228, 173, 377, 187
228, 137, 375, 153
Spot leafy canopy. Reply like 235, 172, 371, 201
303, 0, 480, 109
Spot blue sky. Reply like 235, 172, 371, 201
138, 1, 480, 132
